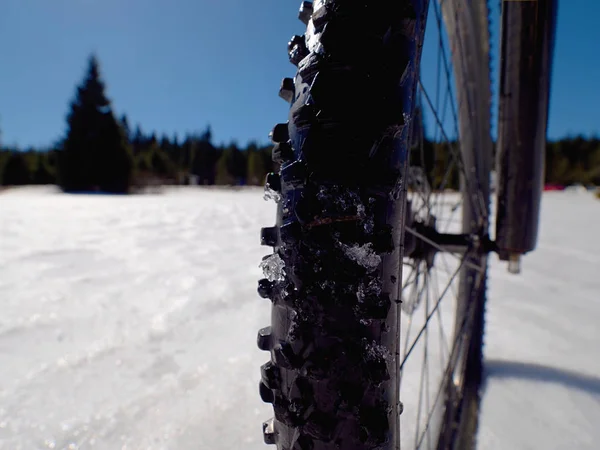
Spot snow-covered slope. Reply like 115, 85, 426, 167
0, 186, 597, 449
478, 191, 600, 450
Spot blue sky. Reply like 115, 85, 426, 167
0, 0, 596, 149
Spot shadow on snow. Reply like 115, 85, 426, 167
484, 359, 600, 396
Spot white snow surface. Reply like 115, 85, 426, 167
0, 186, 598, 449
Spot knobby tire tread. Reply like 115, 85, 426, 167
258, 1, 428, 449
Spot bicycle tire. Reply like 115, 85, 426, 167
257, 1, 492, 449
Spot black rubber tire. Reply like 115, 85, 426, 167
258, 0, 492, 449
257, 1, 429, 449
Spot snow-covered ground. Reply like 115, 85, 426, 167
0, 186, 598, 449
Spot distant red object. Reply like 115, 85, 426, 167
544, 184, 565, 191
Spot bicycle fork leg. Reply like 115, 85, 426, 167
495, 0, 558, 271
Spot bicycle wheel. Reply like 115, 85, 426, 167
401, 0, 492, 448
257, 0, 492, 449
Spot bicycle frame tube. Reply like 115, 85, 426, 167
495, 0, 558, 270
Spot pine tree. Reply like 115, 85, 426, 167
215, 150, 234, 185
58, 54, 133, 193
231, 142, 248, 184
131, 125, 144, 156
246, 142, 265, 185
120, 114, 131, 141
32, 152, 55, 185
2, 152, 30, 186
191, 126, 219, 184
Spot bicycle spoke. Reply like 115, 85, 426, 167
433, 4, 443, 138
432, 267, 450, 370
414, 271, 481, 449
418, 79, 481, 222
401, 263, 424, 364
403, 264, 419, 290
432, 0, 461, 141
399, 255, 466, 372
398, 260, 423, 447
429, 1, 460, 219
405, 226, 484, 274
399, 262, 425, 396
430, 151, 457, 221
418, 109, 433, 218
414, 308, 428, 448
442, 197, 463, 233
440, 253, 461, 302
424, 270, 432, 450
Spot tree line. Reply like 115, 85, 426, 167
0, 55, 275, 193
406, 135, 600, 191
0, 55, 599, 192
